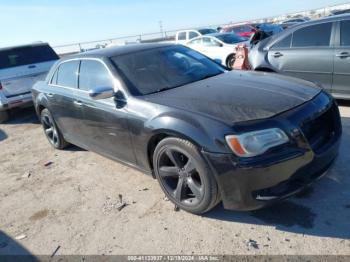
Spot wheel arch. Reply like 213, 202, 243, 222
146, 129, 203, 178
34, 93, 50, 117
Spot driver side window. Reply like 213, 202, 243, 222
203, 37, 221, 47
272, 34, 292, 49
188, 38, 202, 46
79, 60, 114, 91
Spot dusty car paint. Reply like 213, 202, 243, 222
32, 44, 342, 211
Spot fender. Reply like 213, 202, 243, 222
33, 91, 50, 116
133, 110, 233, 172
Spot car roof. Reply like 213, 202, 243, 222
63, 43, 174, 60
264, 13, 350, 47
0, 42, 50, 52
292, 13, 350, 26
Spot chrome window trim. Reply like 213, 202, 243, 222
48, 57, 122, 95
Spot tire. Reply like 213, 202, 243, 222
0, 110, 9, 123
40, 108, 69, 149
226, 54, 236, 69
153, 137, 219, 214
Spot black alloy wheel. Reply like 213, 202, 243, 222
40, 109, 68, 149
153, 137, 219, 214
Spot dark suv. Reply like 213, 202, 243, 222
32, 44, 342, 214
249, 14, 350, 100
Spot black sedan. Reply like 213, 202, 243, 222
32, 43, 342, 214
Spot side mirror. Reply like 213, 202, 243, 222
89, 86, 115, 100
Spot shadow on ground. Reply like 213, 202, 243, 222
1, 108, 39, 125
0, 231, 37, 260
206, 116, 350, 240
0, 129, 7, 142
338, 99, 350, 107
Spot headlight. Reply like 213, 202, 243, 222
225, 128, 289, 157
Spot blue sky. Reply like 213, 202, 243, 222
0, 0, 348, 47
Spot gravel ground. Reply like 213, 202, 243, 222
0, 102, 349, 256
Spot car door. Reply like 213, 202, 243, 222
268, 22, 335, 92
201, 37, 224, 61
186, 37, 203, 53
48, 60, 84, 144
332, 19, 350, 98
76, 59, 136, 164
188, 31, 200, 41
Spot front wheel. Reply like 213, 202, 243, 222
226, 54, 236, 69
153, 137, 220, 214
40, 108, 69, 149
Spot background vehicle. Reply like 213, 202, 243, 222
255, 23, 284, 35
280, 17, 310, 29
329, 9, 350, 16
0, 43, 59, 122
32, 44, 341, 214
220, 24, 257, 38
250, 24, 284, 46
186, 33, 248, 68
175, 28, 217, 44
249, 14, 350, 100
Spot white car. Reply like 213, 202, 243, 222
186, 33, 248, 68
175, 28, 217, 45
0, 43, 59, 122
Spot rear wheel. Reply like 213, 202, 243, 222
40, 108, 68, 149
153, 137, 219, 214
0, 111, 9, 123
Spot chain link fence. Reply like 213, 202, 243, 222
53, 2, 350, 55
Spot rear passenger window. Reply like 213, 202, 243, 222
79, 60, 113, 91
178, 32, 186, 40
189, 32, 199, 39
56, 61, 79, 88
292, 23, 332, 47
272, 35, 292, 49
340, 20, 350, 46
51, 68, 59, 85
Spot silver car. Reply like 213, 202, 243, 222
249, 14, 350, 100
0, 43, 59, 122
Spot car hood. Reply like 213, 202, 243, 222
143, 71, 321, 124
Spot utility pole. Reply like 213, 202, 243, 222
159, 20, 164, 38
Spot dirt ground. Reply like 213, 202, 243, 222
0, 103, 350, 256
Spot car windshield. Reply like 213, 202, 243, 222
111, 45, 225, 96
198, 29, 217, 35
215, 34, 246, 44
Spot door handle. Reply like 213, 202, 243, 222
273, 52, 284, 58
336, 52, 350, 58
47, 93, 54, 98
74, 100, 83, 107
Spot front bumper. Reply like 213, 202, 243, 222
204, 92, 342, 211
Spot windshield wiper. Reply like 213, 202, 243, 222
147, 85, 182, 95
